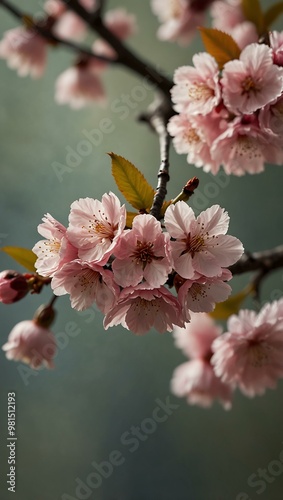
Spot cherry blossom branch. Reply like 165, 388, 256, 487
149, 115, 171, 219
61, 0, 173, 96
0, 0, 119, 64
229, 245, 283, 276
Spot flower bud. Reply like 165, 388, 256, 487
0, 270, 29, 304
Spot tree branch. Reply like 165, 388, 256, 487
61, 0, 173, 96
229, 245, 283, 276
149, 115, 171, 219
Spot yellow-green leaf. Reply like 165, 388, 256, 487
209, 285, 252, 320
264, 2, 283, 29
126, 211, 138, 228
1, 246, 37, 272
241, 0, 265, 34
199, 28, 241, 69
109, 153, 155, 211
160, 199, 172, 217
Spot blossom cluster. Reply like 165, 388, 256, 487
0, 1, 137, 108
169, 33, 283, 176
171, 300, 283, 409
30, 192, 243, 336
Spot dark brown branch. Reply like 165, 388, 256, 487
149, 115, 171, 219
229, 245, 283, 276
61, 0, 173, 96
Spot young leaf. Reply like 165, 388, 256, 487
1, 246, 37, 272
199, 28, 241, 69
241, 0, 265, 35
264, 2, 283, 29
109, 153, 155, 211
209, 285, 252, 320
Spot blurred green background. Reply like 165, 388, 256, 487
1, 1, 283, 499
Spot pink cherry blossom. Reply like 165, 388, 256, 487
51, 260, 119, 312
44, 0, 66, 17
2, 320, 56, 369
211, 304, 283, 397
164, 202, 243, 279
171, 313, 232, 408
33, 213, 77, 277
171, 53, 221, 116
55, 64, 106, 109
92, 8, 137, 67
0, 27, 47, 78
104, 8, 137, 39
210, 0, 244, 31
270, 31, 283, 66
151, 0, 209, 45
178, 269, 232, 320
173, 312, 223, 358
112, 214, 172, 288
104, 284, 185, 335
171, 359, 232, 409
53, 12, 89, 41
221, 43, 283, 115
230, 22, 258, 50
0, 270, 29, 304
168, 112, 224, 174
67, 192, 126, 265
211, 117, 283, 176
259, 95, 283, 136
52, 0, 96, 40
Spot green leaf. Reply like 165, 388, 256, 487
1, 246, 37, 272
241, 0, 265, 34
209, 285, 252, 320
264, 2, 283, 29
109, 153, 155, 211
199, 28, 241, 69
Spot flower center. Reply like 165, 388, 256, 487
188, 83, 214, 102
241, 76, 259, 95
186, 233, 205, 258
132, 241, 155, 268
248, 341, 272, 368
189, 283, 208, 302
235, 136, 260, 160
78, 268, 99, 291
184, 127, 200, 145
170, 0, 183, 18
41, 239, 61, 254
85, 212, 116, 241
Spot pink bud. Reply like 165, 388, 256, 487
0, 270, 29, 304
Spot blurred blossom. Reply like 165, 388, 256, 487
171, 313, 232, 409
0, 27, 47, 78
2, 320, 56, 369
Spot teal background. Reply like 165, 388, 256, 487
1, 1, 283, 499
